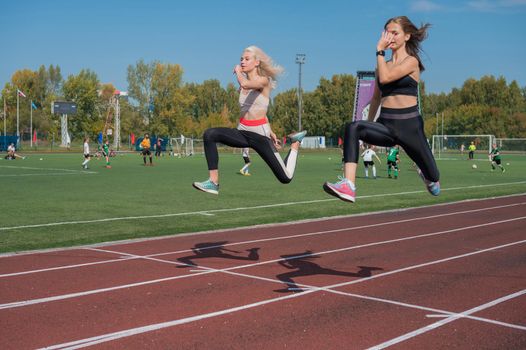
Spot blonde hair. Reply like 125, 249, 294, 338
244, 45, 284, 89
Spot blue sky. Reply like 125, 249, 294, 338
2, 0, 525, 96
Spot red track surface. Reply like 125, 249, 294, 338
1, 195, 525, 349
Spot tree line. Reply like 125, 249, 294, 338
2, 60, 525, 145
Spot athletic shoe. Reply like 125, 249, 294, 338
243, 172, 251, 176
289, 130, 307, 143
502, 168, 506, 173
417, 168, 440, 196
192, 179, 219, 195
239, 169, 245, 175
323, 176, 356, 202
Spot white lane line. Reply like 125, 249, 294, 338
2, 181, 525, 231
426, 314, 450, 318
39, 239, 526, 350
0, 270, 214, 310
367, 289, 526, 350
3, 217, 524, 310
2, 201, 524, 277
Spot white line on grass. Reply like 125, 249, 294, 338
0, 172, 97, 177
367, 289, 526, 350
39, 239, 526, 350
3, 216, 524, 310
1, 201, 524, 276
0, 165, 96, 174
1, 181, 525, 232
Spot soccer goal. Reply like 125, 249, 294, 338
431, 134, 495, 159
495, 138, 526, 154
170, 137, 204, 157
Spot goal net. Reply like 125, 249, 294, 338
431, 134, 495, 159
494, 138, 526, 154
169, 137, 204, 157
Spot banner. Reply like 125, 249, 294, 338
352, 71, 376, 122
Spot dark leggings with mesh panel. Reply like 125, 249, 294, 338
203, 127, 298, 184
343, 105, 439, 182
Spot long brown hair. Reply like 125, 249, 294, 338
385, 16, 430, 71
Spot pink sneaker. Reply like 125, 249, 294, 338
323, 176, 356, 202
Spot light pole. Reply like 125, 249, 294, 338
295, 54, 305, 131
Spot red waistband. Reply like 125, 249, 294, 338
239, 117, 268, 126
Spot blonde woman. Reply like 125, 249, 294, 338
193, 46, 306, 195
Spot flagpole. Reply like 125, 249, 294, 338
16, 91, 20, 147
30, 100, 33, 148
3, 97, 6, 151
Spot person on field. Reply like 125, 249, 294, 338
240, 147, 252, 176
155, 137, 163, 157
192, 45, 306, 195
6, 143, 25, 160
102, 140, 111, 168
323, 16, 440, 202
468, 141, 476, 160
140, 133, 153, 166
82, 137, 91, 169
387, 146, 400, 179
489, 142, 505, 173
361, 144, 382, 179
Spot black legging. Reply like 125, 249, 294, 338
343, 106, 439, 182
203, 127, 297, 184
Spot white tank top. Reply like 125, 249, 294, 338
239, 89, 269, 117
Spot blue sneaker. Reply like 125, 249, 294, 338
289, 130, 307, 143
417, 169, 440, 196
192, 179, 219, 195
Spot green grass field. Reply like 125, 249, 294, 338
1, 149, 525, 253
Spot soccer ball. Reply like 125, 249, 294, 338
506, 163, 510, 166
39, 158, 43, 161
472, 164, 477, 169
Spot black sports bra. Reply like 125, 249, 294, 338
377, 75, 418, 97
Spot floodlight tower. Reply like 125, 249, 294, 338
295, 54, 306, 131
112, 90, 128, 150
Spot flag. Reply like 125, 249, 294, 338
338, 137, 343, 146
130, 133, 135, 145
283, 136, 287, 145
32, 129, 37, 143
17, 89, 26, 98
31, 101, 38, 110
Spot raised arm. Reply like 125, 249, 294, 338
234, 65, 270, 90
376, 31, 419, 84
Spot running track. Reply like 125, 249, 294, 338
1, 194, 525, 349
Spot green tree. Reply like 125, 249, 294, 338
63, 69, 100, 139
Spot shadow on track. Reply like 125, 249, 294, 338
176, 241, 260, 268
274, 250, 383, 293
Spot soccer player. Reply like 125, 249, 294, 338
102, 140, 111, 168
468, 141, 476, 160
6, 143, 25, 160
140, 133, 153, 166
361, 144, 381, 179
323, 16, 440, 202
82, 137, 91, 169
192, 46, 306, 195
240, 147, 251, 176
387, 146, 400, 179
489, 143, 505, 172
155, 137, 163, 157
